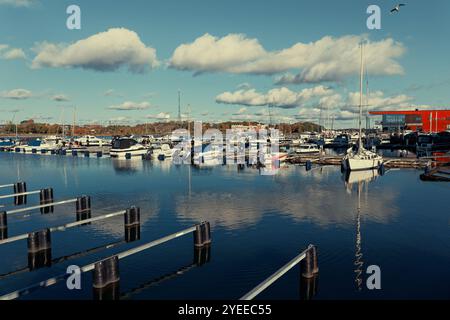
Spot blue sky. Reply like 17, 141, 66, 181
0, 0, 449, 128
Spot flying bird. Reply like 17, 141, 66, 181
390, 3, 406, 14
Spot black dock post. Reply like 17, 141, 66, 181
124, 206, 141, 243
13, 182, 27, 206
194, 221, 212, 247
311, 245, 319, 274
39, 188, 54, 214
0, 212, 7, 240
76, 196, 91, 221
27, 229, 52, 270
93, 281, 120, 300
305, 160, 312, 171
194, 245, 211, 266
202, 221, 211, 245
301, 245, 319, 279
92, 256, 120, 300
300, 274, 319, 300
299, 245, 319, 300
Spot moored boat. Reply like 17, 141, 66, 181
110, 137, 148, 159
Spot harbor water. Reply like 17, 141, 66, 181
0, 152, 449, 299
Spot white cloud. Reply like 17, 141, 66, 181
0, 88, 32, 99
0, 0, 36, 7
236, 82, 252, 90
107, 101, 151, 111
236, 107, 247, 114
295, 90, 416, 122
216, 85, 333, 108
51, 94, 69, 102
32, 28, 159, 73
343, 90, 413, 112
170, 33, 266, 75
104, 89, 116, 96
170, 33, 405, 83
146, 112, 171, 120
108, 116, 130, 122
0, 45, 26, 60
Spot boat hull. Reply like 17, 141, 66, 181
344, 157, 382, 171
110, 148, 148, 159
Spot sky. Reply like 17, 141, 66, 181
0, 0, 450, 128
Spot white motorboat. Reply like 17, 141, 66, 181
153, 143, 176, 160
342, 43, 383, 171
75, 135, 109, 147
0, 138, 16, 148
294, 143, 321, 154
22, 136, 62, 153
110, 138, 148, 159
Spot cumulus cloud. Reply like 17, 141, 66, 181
0, 45, 26, 60
32, 28, 159, 73
343, 90, 413, 112
51, 94, 69, 102
170, 33, 405, 83
107, 101, 151, 111
0, 88, 32, 99
170, 33, 266, 75
216, 85, 333, 109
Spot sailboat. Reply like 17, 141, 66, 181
342, 43, 383, 171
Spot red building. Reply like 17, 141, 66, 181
369, 109, 450, 133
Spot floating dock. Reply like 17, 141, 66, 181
287, 154, 433, 169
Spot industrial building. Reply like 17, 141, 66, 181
369, 109, 450, 133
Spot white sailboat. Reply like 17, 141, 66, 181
342, 43, 383, 171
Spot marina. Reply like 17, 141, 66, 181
1, 0, 450, 308
0, 147, 449, 300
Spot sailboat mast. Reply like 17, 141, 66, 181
72, 107, 76, 137
358, 43, 364, 153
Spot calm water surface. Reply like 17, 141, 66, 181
0, 153, 449, 300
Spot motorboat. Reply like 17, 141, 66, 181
0, 138, 16, 148
110, 137, 148, 159
75, 135, 109, 147
22, 136, 62, 153
153, 143, 176, 160
294, 143, 321, 154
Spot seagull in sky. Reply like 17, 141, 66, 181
390, 3, 406, 14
